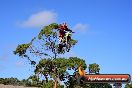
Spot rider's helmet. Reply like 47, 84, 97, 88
62, 23, 68, 30
58, 23, 67, 30
58, 24, 64, 30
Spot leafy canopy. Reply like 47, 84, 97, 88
14, 23, 77, 65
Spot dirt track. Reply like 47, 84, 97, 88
0, 84, 38, 88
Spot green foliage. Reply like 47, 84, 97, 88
13, 44, 30, 56
29, 75, 38, 81
41, 80, 64, 88
0, 77, 42, 87
89, 63, 100, 74
70, 39, 78, 46
0, 78, 4, 84
13, 23, 82, 87
34, 57, 87, 83
0, 77, 20, 86
41, 80, 54, 88
14, 23, 77, 65
37, 23, 77, 55
38, 23, 58, 39
65, 75, 79, 88
68, 57, 87, 70
26, 75, 41, 87
125, 82, 132, 88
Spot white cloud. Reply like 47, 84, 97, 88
72, 23, 89, 34
20, 10, 57, 28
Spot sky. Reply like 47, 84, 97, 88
0, 0, 132, 82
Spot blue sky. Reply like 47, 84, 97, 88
0, 0, 132, 81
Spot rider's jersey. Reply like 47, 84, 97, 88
58, 26, 66, 37
58, 25, 72, 38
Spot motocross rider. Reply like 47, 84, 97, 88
57, 23, 73, 53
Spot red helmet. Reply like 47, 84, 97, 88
62, 23, 68, 29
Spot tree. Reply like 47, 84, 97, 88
14, 23, 77, 63
34, 57, 87, 87
27, 75, 40, 87
13, 23, 79, 87
0, 77, 20, 85
0, 78, 4, 84
89, 63, 100, 74
41, 80, 64, 88
125, 82, 132, 88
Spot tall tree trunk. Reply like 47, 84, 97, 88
54, 80, 57, 88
